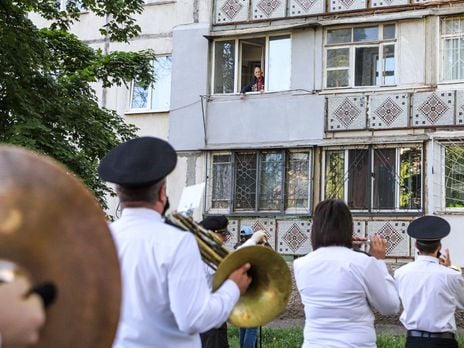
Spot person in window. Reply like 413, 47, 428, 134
394, 216, 464, 348
240, 66, 264, 99
294, 199, 400, 348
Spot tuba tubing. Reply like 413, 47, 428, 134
167, 212, 292, 328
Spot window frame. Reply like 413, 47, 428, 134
440, 16, 464, 83
206, 149, 312, 215
441, 141, 464, 211
323, 24, 397, 89
322, 144, 423, 213
128, 55, 172, 113
211, 33, 292, 95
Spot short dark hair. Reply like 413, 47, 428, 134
416, 240, 440, 254
116, 180, 165, 204
311, 199, 353, 250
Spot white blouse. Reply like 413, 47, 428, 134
294, 246, 400, 348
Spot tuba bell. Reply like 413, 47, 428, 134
167, 212, 292, 328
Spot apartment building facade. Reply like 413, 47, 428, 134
39, 1, 464, 264
168, 0, 464, 265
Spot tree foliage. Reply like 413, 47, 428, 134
0, 0, 156, 209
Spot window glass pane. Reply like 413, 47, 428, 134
240, 38, 265, 92
214, 41, 235, 94
258, 152, 283, 210
445, 145, 464, 208
443, 38, 460, 80
325, 151, 345, 200
354, 26, 379, 42
383, 45, 395, 85
286, 152, 310, 209
355, 46, 379, 86
347, 149, 369, 209
327, 48, 349, 68
327, 70, 349, 88
151, 56, 172, 111
131, 84, 149, 109
383, 24, 396, 39
399, 147, 422, 209
373, 149, 396, 209
234, 153, 257, 210
211, 154, 232, 209
268, 36, 291, 92
327, 28, 352, 44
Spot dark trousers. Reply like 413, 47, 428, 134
200, 322, 229, 348
406, 336, 458, 348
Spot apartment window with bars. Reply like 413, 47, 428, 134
325, 24, 396, 88
323, 145, 422, 211
441, 17, 464, 81
207, 150, 311, 213
444, 143, 464, 208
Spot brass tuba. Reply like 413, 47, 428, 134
167, 212, 292, 328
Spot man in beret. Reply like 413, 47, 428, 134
98, 137, 252, 348
394, 215, 464, 348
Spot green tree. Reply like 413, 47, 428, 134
0, 0, 156, 209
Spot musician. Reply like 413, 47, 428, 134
199, 215, 231, 348
394, 216, 464, 348
0, 277, 45, 347
98, 137, 252, 348
294, 199, 400, 348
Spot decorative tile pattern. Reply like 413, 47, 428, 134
353, 220, 366, 238
277, 220, 311, 255
289, 0, 324, 15
215, 0, 249, 23
367, 221, 410, 257
329, 0, 366, 12
413, 91, 455, 127
328, 96, 367, 130
252, 0, 286, 19
223, 219, 239, 251
371, 0, 408, 7
240, 218, 276, 250
369, 94, 409, 129
455, 90, 464, 125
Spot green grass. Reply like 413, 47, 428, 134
227, 327, 464, 348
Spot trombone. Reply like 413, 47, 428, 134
167, 212, 292, 328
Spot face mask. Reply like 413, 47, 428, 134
162, 197, 170, 217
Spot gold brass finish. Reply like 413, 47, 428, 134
0, 145, 121, 348
168, 213, 292, 328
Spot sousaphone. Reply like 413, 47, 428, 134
0, 145, 120, 347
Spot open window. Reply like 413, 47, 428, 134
212, 34, 291, 94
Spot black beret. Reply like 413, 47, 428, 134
98, 137, 177, 187
407, 215, 450, 241
200, 216, 228, 231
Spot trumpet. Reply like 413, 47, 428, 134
167, 212, 292, 328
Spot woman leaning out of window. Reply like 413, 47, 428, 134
294, 199, 400, 348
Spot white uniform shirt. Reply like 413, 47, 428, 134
394, 255, 464, 333
110, 208, 240, 348
294, 246, 400, 348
